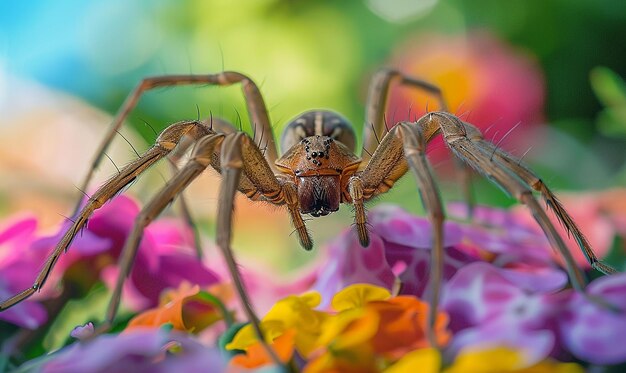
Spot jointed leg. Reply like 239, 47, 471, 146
354, 122, 446, 349
363, 69, 475, 214
101, 134, 224, 331
362, 68, 448, 164
0, 120, 210, 311
463, 124, 617, 275
166, 116, 240, 260
395, 122, 446, 349
74, 72, 279, 218
425, 112, 588, 290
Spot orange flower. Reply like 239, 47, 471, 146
306, 285, 451, 372
368, 296, 450, 359
126, 282, 230, 333
229, 328, 296, 369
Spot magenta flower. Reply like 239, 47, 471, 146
388, 31, 545, 165
68, 195, 221, 310
559, 273, 626, 364
442, 262, 566, 362
311, 203, 626, 366
41, 328, 224, 373
3, 195, 221, 318
312, 203, 565, 308
0, 215, 48, 329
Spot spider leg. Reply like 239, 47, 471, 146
0, 120, 210, 311
363, 69, 448, 161
363, 69, 475, 214
216, 132, 285, 365
426, 111, 588, 290
463, 123, 617, 275
74, 72, 279, 218
100, 134, 224, 332
354, 121, 445, 349
97, 131, 283, 365
165, 116, 239, 260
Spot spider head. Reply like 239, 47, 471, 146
276, 110, 361, 217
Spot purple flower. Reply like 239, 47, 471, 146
3, 195, 221, 319
559, 273, 626, 364
100, 215, 221, 310
70, 322, 95, 340
41, 328, 224, 373
312, 203, 564, 308
0, 215, 48, 329
442, 262, 566, 362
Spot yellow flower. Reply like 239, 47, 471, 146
446, 347, 584, 373
331, 284, 391, 311
385, 347, 584, 373
384, 348, 441, 373
226, 291, 328, 357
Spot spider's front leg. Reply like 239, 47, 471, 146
0, 120, 209, 311
101, 128, 310, 366
350, 122, 446, 349
425, 111, 618, 289
363, 68, 475, 216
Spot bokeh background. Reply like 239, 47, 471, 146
1, 0, 625, 278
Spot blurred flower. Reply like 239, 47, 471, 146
0, 194, 221, 332
442, 262, 565, 363
559, 273, 626, 364
0, 215, 48, 329
386, 346, 583, 373
41, 328, 224, 373
70, 322, 95, 341
34, 195, 220, 310
126, 282, 230, 334
509, 189, 626, 270
228, 284, 451, 372
312, 204, 568, 309
227, 291, 328, 357
388, 31, 545, 163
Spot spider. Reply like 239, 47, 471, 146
0, 69, 617, 364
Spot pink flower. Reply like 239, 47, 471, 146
387, 31, 545, 164
74, 195, 221, 310
510, 189, 624, 270
3, 195, 221, 317
559, 273, 626, 364
0, 215, 48, 329
312, 204, 566, 308
41, 328, 224, 373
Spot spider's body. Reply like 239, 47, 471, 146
277, 110, 360, 217
0, 69, 616, 363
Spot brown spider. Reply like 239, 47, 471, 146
0, 69, 616, 363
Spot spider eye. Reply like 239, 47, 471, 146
280, 110, 356, 153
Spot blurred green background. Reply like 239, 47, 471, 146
1, 0, 625, 263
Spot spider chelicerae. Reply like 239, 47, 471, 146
0, 69, 616, 363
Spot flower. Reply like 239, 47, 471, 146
388, 31, 545, 165
228, 284, 451, 372
312, 203, 568, 309
442, 262, 565, 363
40, 328, 225, 373
31, 195, 220, 310
0, 215, 48, 329
558, 273, 626, 364
385, 346, 583, 373
227, 291, 328, 357
70, 322, 95, 340
126, 282, 231, 334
